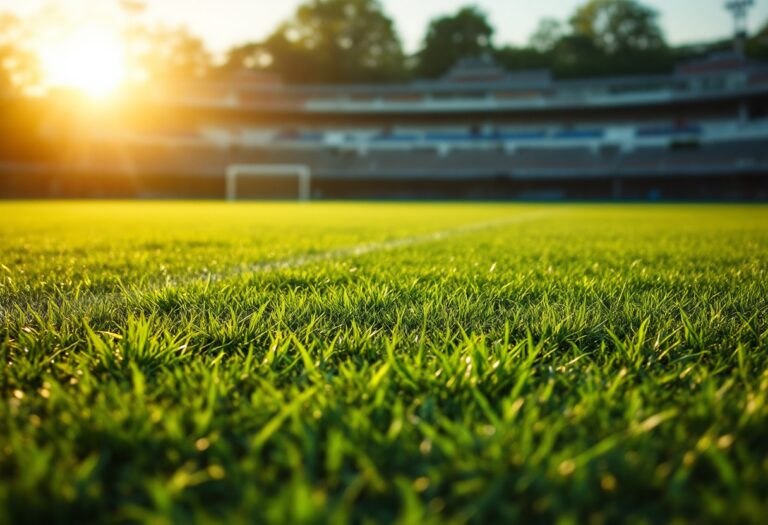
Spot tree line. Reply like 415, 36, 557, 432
2, 0, 768, 93
220, 0, 768, 83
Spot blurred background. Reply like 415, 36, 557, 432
1, 0, 767, 200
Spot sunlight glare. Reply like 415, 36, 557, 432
39, 24, 127, 98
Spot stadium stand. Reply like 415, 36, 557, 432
1, 53, 767, 199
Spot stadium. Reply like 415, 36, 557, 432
3, 53, 768, 200
2, 1, 768, 524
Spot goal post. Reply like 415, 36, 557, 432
225, 164, 311, 201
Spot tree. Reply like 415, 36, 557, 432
494, 46, 552, 72
416, 6, 495, 78
550, 34, 610, 78
747, 18, 768, 59
220, 42, 273, 74
256, 0, 406, 84
540, 0, 674, 78
0, 12, 39, 93
569, 0, 665, 54
128, 26, 211, 84
529, 18, 564, 52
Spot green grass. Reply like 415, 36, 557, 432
1, 202, 768, 524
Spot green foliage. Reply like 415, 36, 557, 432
747, 18, 768, 60
569, 0, 666, 54
553, 0, 673, 77
220, 42, 273, 75
258, 0, 407, 84
528, 18, 565, 53
551, 34, 674, 78
418, 0, 676, 81
128, 26, 212, 83
4, 0, 763, 90
494, 46, 551, 73
0, 12, 39, 93
1, 202, 768, 523
416, 6, 495, 79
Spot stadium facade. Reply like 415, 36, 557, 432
2, 53, 768, 200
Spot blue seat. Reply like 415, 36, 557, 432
553, 130, 604, 139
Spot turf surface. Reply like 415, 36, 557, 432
1, 202, 768, 524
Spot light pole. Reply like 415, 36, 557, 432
725, 0, 754, 55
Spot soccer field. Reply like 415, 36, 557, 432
2, 202, 768, 523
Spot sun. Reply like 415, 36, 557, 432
38, 24, 127, 98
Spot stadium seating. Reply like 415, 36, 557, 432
1, 53, 766, 199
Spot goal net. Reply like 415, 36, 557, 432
225, 164, 311, 201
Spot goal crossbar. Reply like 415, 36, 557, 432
225, 164, 311, 201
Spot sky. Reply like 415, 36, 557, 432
2, 0, 767, 57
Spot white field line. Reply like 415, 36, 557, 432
5, 210, 555, 319
207, 210, 554, 283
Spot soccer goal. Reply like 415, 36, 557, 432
225, 164, 311, 201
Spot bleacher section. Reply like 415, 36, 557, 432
1, 53, 767, 199
7, 130, 763, 177
156, 118, 768, 151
